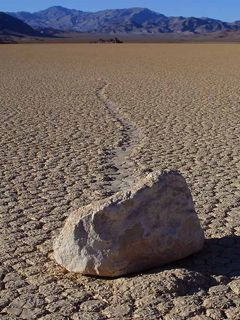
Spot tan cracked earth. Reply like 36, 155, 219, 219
0, 44, 240, 320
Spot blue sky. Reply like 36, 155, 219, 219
1, 0, 240, 22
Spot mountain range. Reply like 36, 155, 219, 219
8, 6, 240, 34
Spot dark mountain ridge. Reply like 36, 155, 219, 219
0, 11, 41, 36
8, 6, 240, 34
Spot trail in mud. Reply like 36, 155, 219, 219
96, 82, 145, 193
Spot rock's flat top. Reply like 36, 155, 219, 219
1, 44, 239, 319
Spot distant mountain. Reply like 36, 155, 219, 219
8, 6, 240, 34
168, 16, 232, 33
9, 6, 89, 31
0, 11, 40, 36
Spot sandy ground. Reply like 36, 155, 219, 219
0, 44, 240, 320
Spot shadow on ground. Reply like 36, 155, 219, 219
121, 236, 240, 295
174, 235, 240, 278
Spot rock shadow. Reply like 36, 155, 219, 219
171, 235, 240, 278
118, 235, 239, 296
138, 235, 240, 290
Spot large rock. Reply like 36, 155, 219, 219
53, 170, 204, 277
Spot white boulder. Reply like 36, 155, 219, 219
53, 170, 204, 277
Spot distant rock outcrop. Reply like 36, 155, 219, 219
54, 170, 204, 277
94, 37, 123, 43
8, 6, 240, 34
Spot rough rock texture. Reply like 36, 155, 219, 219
54, 170, 204, 277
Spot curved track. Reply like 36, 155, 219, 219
96, 81, 145, 192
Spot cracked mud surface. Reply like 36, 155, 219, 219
0, 44, 240, 319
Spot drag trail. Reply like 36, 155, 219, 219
96, 81, 146, 192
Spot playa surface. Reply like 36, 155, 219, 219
0, 44, 240, 319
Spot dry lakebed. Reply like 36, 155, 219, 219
0, 44, 240, 319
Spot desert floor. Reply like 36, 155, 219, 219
0, 44, 240, 320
